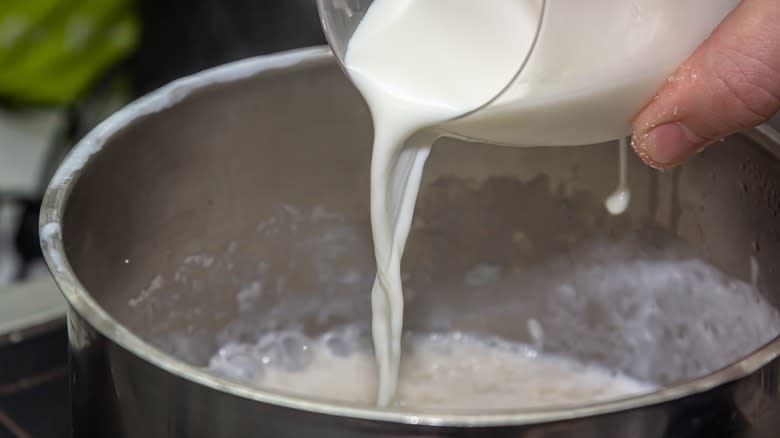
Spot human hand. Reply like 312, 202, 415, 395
632, 0, 780, 169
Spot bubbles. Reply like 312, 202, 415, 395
208, 342, 265, 380
206, 328, 655, 410
208, 329, 315, 379
250, 330, 314, 373
276, 332, 314, 372
208, 327, 371, 381
535, 242, 780, 384
203, 235, 780, 404
182, 214, 780, 407
322, 324, 372, 357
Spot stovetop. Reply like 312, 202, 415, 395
0, 329, 69, 438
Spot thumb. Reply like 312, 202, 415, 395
632, 0, 780, 169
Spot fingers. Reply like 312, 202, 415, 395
632, 0, 780, 169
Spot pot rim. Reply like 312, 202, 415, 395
39, 46, 780, 428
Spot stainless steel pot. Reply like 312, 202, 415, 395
40, 47, 780, 437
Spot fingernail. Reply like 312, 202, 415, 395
644, 122, 706, 166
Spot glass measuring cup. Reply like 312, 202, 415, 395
317, 0, 739, 147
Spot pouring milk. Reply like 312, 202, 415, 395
342, 0, 738, 406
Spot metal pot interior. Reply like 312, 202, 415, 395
50, 49, 780, 415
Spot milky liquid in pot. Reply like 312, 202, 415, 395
209, 330, 655, 410
203, 228, 780, 411
204, 244, 780, 410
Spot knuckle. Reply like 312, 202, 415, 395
713, 44, 780, 126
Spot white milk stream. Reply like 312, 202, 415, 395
343, 0, 737, 407
346, 0, 543, 406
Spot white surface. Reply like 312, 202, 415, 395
0, 105, 66, 333
0, 274, 66, 340
0, 202, 21, 286
0, 107, 66, 197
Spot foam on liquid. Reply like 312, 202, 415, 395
209, 329, 656, 410
205, 236, 780, 409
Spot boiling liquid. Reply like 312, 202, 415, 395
205, 234, 780, 410
209, 330, 655, 410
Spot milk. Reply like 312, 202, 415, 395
207, 236, 780, 409
344, 0, 737, 406
210, 331, 656, 410
606, 138, 632, 215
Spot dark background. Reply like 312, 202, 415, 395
133, 0, 325, 95
1, 2, 325, 436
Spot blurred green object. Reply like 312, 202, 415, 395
0, 0, 139, 105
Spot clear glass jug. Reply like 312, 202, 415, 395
317, 0, 739, 146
